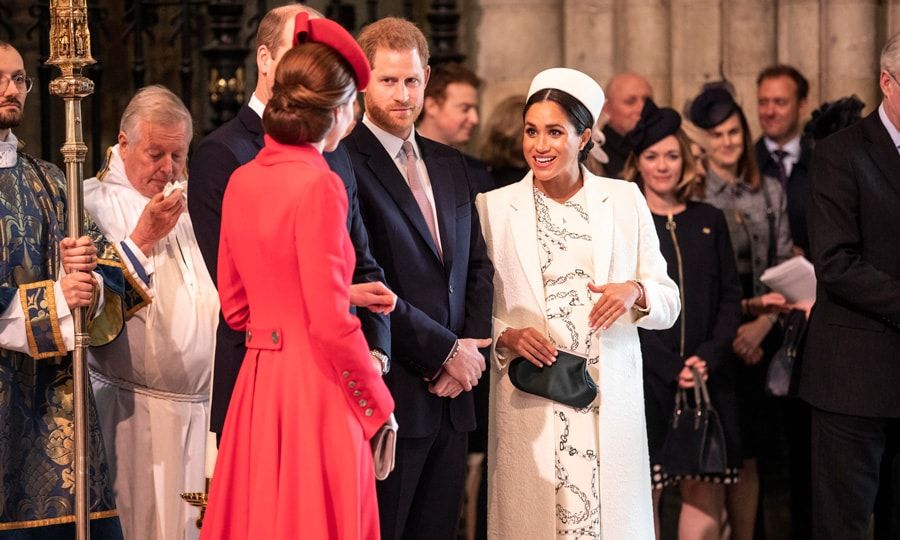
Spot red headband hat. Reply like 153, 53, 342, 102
292, 12, 371, 90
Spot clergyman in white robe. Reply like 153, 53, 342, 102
84, 144, 219, 540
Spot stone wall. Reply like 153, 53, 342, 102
469, 0, 900, 139
5, 0, 899, 166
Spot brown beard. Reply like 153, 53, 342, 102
0, 99, 23, 130
365, 100, 420, 138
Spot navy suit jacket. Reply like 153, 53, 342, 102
188, 104, 390, 434
799, 111, 900, 417
344, 124, 494, 437
755, 136, 812, 255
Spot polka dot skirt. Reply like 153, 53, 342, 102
650, 463, 741, 490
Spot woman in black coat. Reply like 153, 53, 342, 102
623, 99, 743, 540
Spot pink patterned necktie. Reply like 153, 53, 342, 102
401, 141, 442, 260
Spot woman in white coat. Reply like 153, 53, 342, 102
476, 68, 680, 539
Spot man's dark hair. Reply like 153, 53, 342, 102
756, 64, 809, 101
424, 63, 481, 104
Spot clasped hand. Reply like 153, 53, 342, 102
677, 356, 708, 388
349, 281, 396, 315
59, 236, 98, 310
429, 338, 491, 397
733, 316, 772, 365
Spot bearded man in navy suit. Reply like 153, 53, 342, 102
188, 4, 392, 441
344, 17, 493, 540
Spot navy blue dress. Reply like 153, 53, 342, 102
638, 201, 744, 487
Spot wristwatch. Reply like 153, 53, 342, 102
370, 349, 390, 375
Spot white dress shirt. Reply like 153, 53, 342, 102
249, 92, 265, 118
879, 103, 900, 157
362, 114, 444, 254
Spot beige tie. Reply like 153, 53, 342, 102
401, 141, 442, 260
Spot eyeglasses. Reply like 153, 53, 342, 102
0, 74, 34, 94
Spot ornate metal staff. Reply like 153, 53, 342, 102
46, 1, 95, 538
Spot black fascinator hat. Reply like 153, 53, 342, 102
689, 82, 739, 129
624, 98, 682, 155
803, 95, 865, 141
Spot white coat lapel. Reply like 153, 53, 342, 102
509, 173, 547, 314
583, 170, 614, 284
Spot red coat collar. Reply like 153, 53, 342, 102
257, 135, 328, 169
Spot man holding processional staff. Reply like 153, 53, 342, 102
0, 35, 147, 539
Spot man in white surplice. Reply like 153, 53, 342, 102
84, 85, 219, 540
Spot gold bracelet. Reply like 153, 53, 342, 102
629, 279, 645, 306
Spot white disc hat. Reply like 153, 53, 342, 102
527, 68, 605, 125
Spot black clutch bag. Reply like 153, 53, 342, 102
660, 366, 728, 476
507, 350, 597, 409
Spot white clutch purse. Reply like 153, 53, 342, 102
372, 413, 398, 481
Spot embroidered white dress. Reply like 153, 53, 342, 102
83, 145, 220, 540
534, 187, 602, 539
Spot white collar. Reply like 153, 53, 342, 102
99, 144, 133, 189
879, 103, 900, 150
0, 131, 19, 168
248, 93, 266, 119
362, 113, 421, 160
763, 134, 801, 158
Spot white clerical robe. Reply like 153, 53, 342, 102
84, 145, 219, 540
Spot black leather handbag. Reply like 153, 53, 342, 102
507, 350, 597, 409
660, 366, 728, 476
766, 308, 808, 397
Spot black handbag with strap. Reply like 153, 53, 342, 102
660, 366, 728, 476
507, 350, 597, 409
766, 308, 808, 397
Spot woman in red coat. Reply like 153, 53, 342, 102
200, 14, 395, 540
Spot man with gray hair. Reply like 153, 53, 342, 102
84, 85, 219, 540
799, 31, 900, 539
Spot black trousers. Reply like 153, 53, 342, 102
377, 403, 469, 540
810, 407, 900, 540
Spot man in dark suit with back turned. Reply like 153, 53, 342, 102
345, 17, 493, 540
188, 4, 393, 441
800, 31, 900, 540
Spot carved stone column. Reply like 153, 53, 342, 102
618, 0, 671, 104
724, 0, 776, 132
891, 0, 900, 39
671, 0, 721, 113
563, 0, 614, 86
473, 0, 563, 115
822, 0, 879, 109
777, 0, 822, 108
